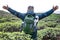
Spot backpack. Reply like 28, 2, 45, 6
23, 14, 35, 34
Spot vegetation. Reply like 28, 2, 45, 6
0, 10, 60, 40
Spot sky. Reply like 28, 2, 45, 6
0, 0, 60, 13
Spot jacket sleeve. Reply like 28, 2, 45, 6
7, 7, 25, 20
37, 9, 54, 20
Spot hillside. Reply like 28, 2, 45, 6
0, 10, 21, 23
0, 10, 60, 22
0, 10, 60, 40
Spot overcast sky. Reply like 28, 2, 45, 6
0, 0, 60, 13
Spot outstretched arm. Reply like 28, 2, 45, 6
2, 5, 25, 20
37, 6, 58, 20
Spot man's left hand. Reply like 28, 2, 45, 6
53, 6, 59, 11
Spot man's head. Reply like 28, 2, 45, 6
27, 6, 34, 13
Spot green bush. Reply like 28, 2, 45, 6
0, 32, 31, 40
38, 28, 60, 40
0, 28, 60, 40
45, 21, 57, 27
0, 21, 22, 32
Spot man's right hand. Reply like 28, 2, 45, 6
3, 5, 9, 10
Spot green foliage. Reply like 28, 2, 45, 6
0, 28, 60, 40
0, 10, 60, 40
0, 32, 31, 40
0, 21, 22, 32
38, 28, 60, 40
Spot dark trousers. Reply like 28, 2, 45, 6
30, 29, 37, 40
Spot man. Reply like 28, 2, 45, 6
3, 5, 58, 40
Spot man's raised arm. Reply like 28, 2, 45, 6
2, 5, 25, 20
37, 6, 58, 20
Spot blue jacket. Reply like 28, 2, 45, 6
8, 7, 54, 21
